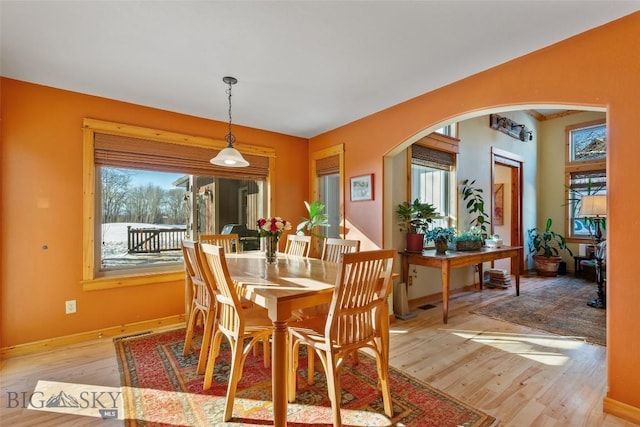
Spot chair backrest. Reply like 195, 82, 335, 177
199, 233, 240, 253
321, 238, 361, 262
198, 243, 245, 336
284, 234, 312, 258
182, 239, 216, 308
325, 249, 395, 347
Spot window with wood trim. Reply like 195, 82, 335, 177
565, 119, 607, 241
410, 133, 459, 231
311, 145, 344, 239
82, 119, 275, 290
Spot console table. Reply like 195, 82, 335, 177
402, 246, 523, 323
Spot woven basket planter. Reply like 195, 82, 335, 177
533, 255, 563, 277
456, 240, 483, 251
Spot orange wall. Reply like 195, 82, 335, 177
0, 79, 308, 346
310, 12, 640, 413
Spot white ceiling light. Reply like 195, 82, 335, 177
210, 76, 249, 167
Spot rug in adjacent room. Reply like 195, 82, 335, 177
114, 328, 497, 426
472, 276, 606, 346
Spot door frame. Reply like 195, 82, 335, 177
491, 147, 524, 272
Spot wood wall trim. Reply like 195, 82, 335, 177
415, 132, 460, 154
82, 271, 184, 291
603, 397, 640, 425
83, 118, 276, 157
526, 109, 583, 121
0, 315, 185, 359
492, 147, 524, 163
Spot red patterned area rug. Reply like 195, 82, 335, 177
114, 328, 497, 426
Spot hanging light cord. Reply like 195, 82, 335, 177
225, 81, 236, 146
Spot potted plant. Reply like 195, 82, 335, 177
296, 200, 330, 257
527, 218, 573, 276
425, 227, 456, 254
454, 227, 484, 251
396, 199, 438, 252
460, 179, 491, 237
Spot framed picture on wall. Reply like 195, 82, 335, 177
350, 174, 374, 201
494, 183, 504, 225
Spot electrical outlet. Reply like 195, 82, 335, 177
407, 276, 413, 286
65, 300, 76, 314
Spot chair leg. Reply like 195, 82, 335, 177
223, 337, 246, 422
307, 344, 315, 384
287, 336, 299, 402
263, 337, 271, 369
203, 331, 223, 391
374, 351, 393, 418
251, 337, 271, 368
196, 312, 215, 374
182, 304, 198, 356
324, 351, 343, 427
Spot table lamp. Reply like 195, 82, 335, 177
578, 194, 607, 308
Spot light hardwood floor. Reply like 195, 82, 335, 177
0, 274, 636, 426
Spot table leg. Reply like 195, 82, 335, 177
271, 320, 288, 427
513, 253, 520, 296
477, 262, 483, 290
441, 261, 451, 324
402, 255, 409, 283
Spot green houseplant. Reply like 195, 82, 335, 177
297, 200, 330, 257
460, 179, 491, 237
454, 227, 484, 251
425, 227, 456, 254
527, 218, 573, 276
296, 200, 330, 237
396, 199, 438, 252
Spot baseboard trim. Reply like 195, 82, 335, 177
408, 283, 477, 310
1, 314, 185, 359
604, 396, 640, 424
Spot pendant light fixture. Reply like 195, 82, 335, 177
210, 76, 250, 167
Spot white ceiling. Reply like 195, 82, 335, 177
1, 1, 638, 138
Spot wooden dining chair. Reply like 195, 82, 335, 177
198, 243, 274, 422
199, 233, 240, 253
296, 237, 362, 378
181, 240, 217, 376
321, 237, 361, 262
287, 249, 396, 427
284, 234, 312, 258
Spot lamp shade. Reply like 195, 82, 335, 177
578, 195, 607, 217
210, 146, 250, 167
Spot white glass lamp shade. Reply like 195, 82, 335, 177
210, 146, 249, 167
578, 195, 607, 217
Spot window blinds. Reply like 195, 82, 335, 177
315, 154, 340, 176
569, 169, 607, 191
411, 144, 455, 171
94, 132, 269, 181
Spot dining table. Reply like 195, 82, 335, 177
223, 251, 340, 427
